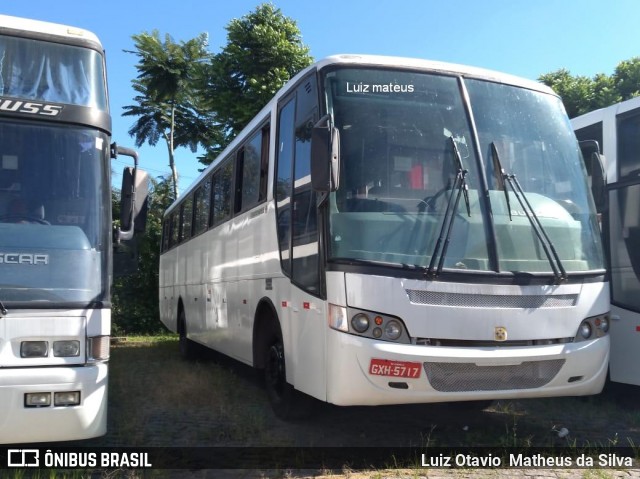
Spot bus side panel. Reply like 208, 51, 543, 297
159, 247, 178, 333
184, 232, 208, 343
285, 282, 328, 402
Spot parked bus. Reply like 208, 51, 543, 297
573, 97, 640, 387
0, 15, 146, 443
160, 55, 609, 418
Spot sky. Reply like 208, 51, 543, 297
2, 0, 639, 192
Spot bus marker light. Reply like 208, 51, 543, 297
87, 336, 110, 361
328, 304, 348, 332
369, 358, 421, 378
372, 327, 382, 338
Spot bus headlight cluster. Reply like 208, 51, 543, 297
24, 391, 81, 408
329, 304, 410, 343
20, 340, 80, 358
575, 313, 610, 342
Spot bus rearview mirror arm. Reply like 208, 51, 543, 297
311, 114, 340, 192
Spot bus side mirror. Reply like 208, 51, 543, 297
111, 143, 148, 242
579, 140, 606, 214
311, 115, 340, 192
120, 167, 149, 235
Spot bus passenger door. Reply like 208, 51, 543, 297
275, 73, 327, 400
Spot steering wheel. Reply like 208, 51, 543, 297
0, 214, 50, 225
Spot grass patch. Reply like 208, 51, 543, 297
98, 335, 274, 446
73, 335, 640, 453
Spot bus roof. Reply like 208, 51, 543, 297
0, 14, 103, 49
172, 54, 557, 208
571, 95, 640, 130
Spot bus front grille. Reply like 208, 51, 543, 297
423, 359, 565, 392
406, 290, 577, 309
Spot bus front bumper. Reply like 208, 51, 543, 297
0, 362, 108, 444
325, 330, 609, 406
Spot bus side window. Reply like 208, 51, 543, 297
212, 159, 233, 226
291, 74, 320, 294
275, 98, 295, 276
235, 127, 264, 214
193, 178, 211, 236
179, 197, 193, 244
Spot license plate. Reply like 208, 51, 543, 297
369, 358, 422, 378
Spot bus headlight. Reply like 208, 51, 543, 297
384, 320, 402, 340
53, 340, 80, 357
25, 392, 51, 407
20, 341, 49, 358
54, 391, 81, 407
579, 321, 592, 339
351, 313, 370, 333
575, 313, 610, 342
344, 308, 410, 343
596, 315, 610, 334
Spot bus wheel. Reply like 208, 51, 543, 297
264, 333, 312, 420
178, 309, 199, 360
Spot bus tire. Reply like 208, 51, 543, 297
264, 329, 312, 420
178, 308, 200, 360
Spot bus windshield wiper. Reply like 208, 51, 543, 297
490, 141, 567, 283
426, 136, 471, 278
0, 300, 7, 316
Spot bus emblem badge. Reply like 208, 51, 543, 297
494, 327, 508, 342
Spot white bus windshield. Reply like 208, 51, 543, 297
0, 35, 107, 109
0, 121, 111, 303
324, 67, 604, 275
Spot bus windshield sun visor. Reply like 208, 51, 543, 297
426, 136, 471, 278
490, 141, 568, 283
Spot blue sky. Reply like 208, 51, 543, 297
2, 0, 639, 192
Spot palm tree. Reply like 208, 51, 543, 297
123, 31, 216, 197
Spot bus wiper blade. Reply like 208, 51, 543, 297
332, 257, 425, 271
426, 136, 470, 278
452, 136, 471, 217
490, 141, 567, 283
0, 300, 7, 316
491, 142, 512, 221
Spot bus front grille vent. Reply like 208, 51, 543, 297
406, 290, 577, 309
423, 359, 565, 392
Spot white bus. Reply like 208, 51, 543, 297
160, 54, 610, 419
0, 15, 146, 443
573, 97, 640, 386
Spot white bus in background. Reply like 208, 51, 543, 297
573, 97, 640, 387
0, 15, 146, 443
160, 54, 610, 419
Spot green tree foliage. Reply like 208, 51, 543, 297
613, 57, 640, 100
123, 31, 217, 197
539, 57, 640, 118
199, 3, 313, 164
112, 176, 174, 335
